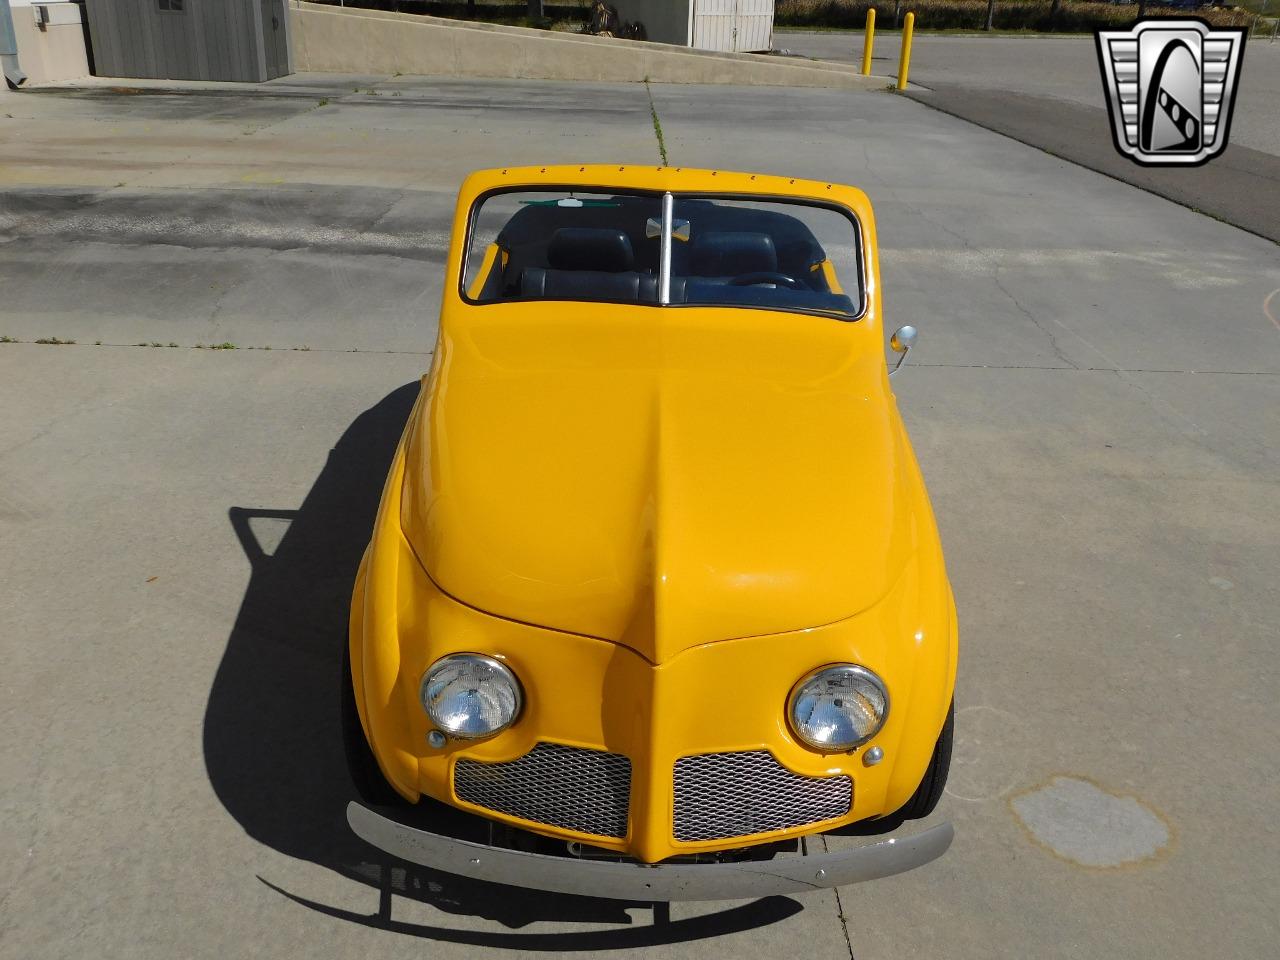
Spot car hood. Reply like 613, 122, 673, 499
401, 304, 918, 664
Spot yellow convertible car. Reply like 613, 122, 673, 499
344, 165, 957, 901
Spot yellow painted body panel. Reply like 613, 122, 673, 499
350, 165, 957, 863
465, 242, 503, 300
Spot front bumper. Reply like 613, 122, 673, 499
348, 801, 953, 902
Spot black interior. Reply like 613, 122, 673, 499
690, 231, 779, 276
548, 227, 636, 272
471, 195, 860, 316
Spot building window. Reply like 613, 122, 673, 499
158, 0, 186, 12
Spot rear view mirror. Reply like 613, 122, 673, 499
889, 325, 917, 376
645, 217, 690, 241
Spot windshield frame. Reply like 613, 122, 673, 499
458, 185, 868, 322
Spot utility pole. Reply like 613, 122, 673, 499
985, 0, 996, 31
528, 0, 544, 21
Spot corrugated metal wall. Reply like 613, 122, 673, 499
734, 0, 773, 54
691, 0, 733, 52
691, 0, 774, 54
84, 0, 289, 82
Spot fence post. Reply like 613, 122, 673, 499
897, 12, 915, 91
862, 9, 876, 77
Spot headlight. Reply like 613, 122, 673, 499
420, 654, 522, 740
788, 664, 889, 752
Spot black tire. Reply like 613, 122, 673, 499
894, 701, 954, 821
341, 641, 405, 807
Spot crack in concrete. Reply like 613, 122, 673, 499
886, 194, 1082, 369
820, 835, 856, 960
992, 261, 1079, 369
644, 80, 669, 167
870, 195, 1269, 452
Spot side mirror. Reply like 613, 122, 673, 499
889, 325, 917, 376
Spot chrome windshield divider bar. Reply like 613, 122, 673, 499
658, 191, 674, 305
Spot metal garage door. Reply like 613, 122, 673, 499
84, 0, 289, 82
692, 0, 734, 52
692, 0, 774, 54
734, 0, 773, 53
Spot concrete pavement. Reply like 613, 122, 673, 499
1, 74, 1278, 958
777, 32, 1280, 155
779, 32, 1280, 242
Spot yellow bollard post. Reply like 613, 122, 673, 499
861, 9, 876, 77
896, 12, 915, 90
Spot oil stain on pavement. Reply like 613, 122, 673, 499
1011, 776, 1172, 868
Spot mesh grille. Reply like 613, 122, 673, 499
454, 742, 632, 839
673, 750, 852, 842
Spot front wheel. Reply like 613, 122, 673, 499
894, 701, 953, 821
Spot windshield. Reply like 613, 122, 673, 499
462, 189, 864, 320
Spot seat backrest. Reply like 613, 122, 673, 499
689, 231, 778, 277
547, 228, 635, 273
521, 267, 657, 303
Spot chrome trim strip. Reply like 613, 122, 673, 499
347, 802, 953, 903
658, 191, 674, 305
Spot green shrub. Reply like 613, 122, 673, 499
776, 0, 1254, 32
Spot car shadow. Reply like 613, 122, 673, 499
202, 382, 801, 947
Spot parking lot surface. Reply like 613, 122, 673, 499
779, 32, 1280, 242
779, 32, 1280, 156
1, 73, 1278, 959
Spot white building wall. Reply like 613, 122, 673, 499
617, 1, 776, 54
7, 1, 90, 83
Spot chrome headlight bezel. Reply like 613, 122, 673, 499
787, 663, 890, 753
419, 653, 523, 741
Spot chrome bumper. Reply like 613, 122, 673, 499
347, 802, 953, 902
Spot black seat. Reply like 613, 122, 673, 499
689, 231, 778, 277
517, 227, 655, 302
547, 228, 636, 273
520, 267, 658, 302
